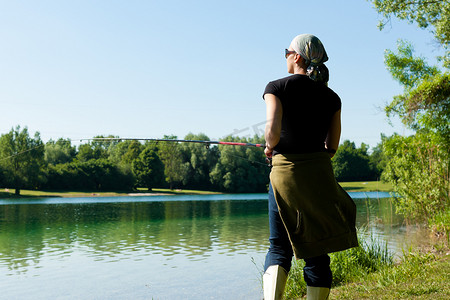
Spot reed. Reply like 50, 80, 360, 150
283, 232, 394, 299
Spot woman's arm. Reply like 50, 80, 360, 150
264, 93, 283, 157
325, 109, 341, 158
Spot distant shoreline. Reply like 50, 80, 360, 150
0, 181, 392, 199
0, 188, 223, 198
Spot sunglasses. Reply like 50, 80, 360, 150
285, 49, 296, 58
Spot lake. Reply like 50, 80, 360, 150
0, 192, 428, 299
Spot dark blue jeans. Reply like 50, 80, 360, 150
264, 183, 332, 288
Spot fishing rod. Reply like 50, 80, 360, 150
80, 138, 266, 148
80, 137, 271, 166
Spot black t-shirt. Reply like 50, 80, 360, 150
263, 74, 341, 154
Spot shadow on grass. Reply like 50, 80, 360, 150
0, 191, 49, 198
341, 186, 364, 191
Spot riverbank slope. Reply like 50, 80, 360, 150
331, 246, 450, 299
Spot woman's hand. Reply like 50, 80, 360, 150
264, 146, 273, 158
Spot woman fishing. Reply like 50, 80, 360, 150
262, 34, 358, 300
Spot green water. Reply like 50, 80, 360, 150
0, 193, 427, 299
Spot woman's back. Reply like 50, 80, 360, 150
263, 74, 341, 154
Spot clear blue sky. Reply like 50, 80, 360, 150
0, 0, 443, 148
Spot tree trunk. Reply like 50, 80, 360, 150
15, 188, 20, 196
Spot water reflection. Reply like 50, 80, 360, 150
0, 200, 270, 276
354, 197, 432, 258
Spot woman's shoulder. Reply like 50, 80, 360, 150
265, 75, 309, 93
322, 84, 340, 100
268, 74, 306, 85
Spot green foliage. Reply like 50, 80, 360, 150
108, 140, 140, 165
284, 233, 393, 299
331, 248, 450, 299
371, 1, 450, 222
76, 135, 117, 162
372, 0, 450, 67
332, 140, 379, 181
209, 135, 269, 193
384, 40, 439, 88
0, 165, 4, 187
428, 209, 450, 238
330, 234, 393, 285
157, 135, 189, 189
283, 259, 306, 299
44, 159, 135, 190
368, 140, 389, 179
179, 133, 219, 190
382, 133, 449, 220
44, 138, 76, 165
0, 130, 272, 193
132, 143, 165, 190
407, 73, 450, 146
0, 126, 45, 195
384, 42, 450, 144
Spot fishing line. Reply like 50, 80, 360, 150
0, 144, 46, 162
224, 152, 270, 167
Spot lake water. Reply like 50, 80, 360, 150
0, 192, 428, 300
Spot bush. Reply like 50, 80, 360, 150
382, 133, 450, 221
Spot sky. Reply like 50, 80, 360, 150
0, 0, 444, 149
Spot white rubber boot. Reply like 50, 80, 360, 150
263, 265, 288, 300
306, 286, 330, 300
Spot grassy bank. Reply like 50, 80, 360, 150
331, 248, 449, 299
0, 181, 392, 198
338, 181, 393, 192
0, 187, 222, 198
282, 236, 449, 299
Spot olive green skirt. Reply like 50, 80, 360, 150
270, 152, 358, 259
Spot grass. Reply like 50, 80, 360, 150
0, 187, 222, 198
331, 247, 450, 299
143, 188, 222, 195
282, 235, 449, 299
338, 181, 393, 192
0, 181, 392, 199
284, 232, 395, 299
428, 209, 450, 240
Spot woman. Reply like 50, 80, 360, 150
262, 34, 358, 300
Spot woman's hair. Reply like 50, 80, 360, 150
290, 34, 329, 85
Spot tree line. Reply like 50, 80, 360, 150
0, 127, 385, 195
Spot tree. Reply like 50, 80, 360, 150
0, 126, 45, 195
368, 138, 389, 179
384, 41, 450, 147
210, 135, 269, 193
381, 133, 448, 220
43, 159, 135, 191
372, 0, 449, 67
133, 143, 165, 190
332, 140, 376, 182
76, 135, 117, 162
0, 165, 4, 187
107, 140, 142, 185
179, 133, 219, 190
371, 0, 450, 220
157, 135, 188, 189
44, 138, 76, 165
108, 140, 142, 165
